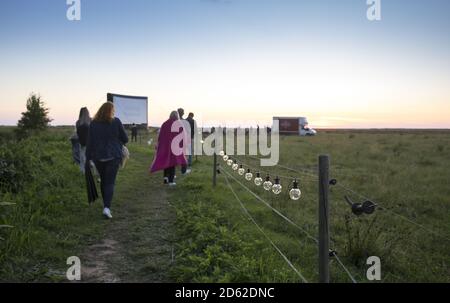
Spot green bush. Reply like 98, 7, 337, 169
15, 94, 52, 140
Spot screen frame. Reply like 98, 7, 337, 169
107, 93, 149, 127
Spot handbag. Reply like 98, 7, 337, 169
122, 146, 130, 168
85, 161, 99, 204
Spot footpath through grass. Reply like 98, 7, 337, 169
80, 142, 176, 282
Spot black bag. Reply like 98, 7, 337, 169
85, 161, 99, 204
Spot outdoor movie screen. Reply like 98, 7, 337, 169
107, 93, 148, 125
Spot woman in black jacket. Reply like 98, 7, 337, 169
76, 107, 91, 173
86, 102, 128, 219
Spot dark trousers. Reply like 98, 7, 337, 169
164, 167, 176, 183
181, 165, 187, 174
94, 159, 121, 208
131, 133, 137, 142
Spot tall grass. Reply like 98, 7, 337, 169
0, 128, 104, 282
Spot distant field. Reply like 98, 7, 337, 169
1, 127, 449, 282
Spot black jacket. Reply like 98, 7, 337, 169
86, 118, 128, 161
186, 117, 195, 139
76, 123, 90, 147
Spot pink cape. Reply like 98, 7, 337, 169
150, 118, 188, 173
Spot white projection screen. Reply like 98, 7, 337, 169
107, 93, 148, 126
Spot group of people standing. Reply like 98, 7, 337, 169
74, 102, 196, 219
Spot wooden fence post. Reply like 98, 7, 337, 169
213, 152, 217, 187
319, 155, 330, 283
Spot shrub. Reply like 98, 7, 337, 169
15, 94, 52, 139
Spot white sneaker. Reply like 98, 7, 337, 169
168, 182, 177, 187
103, 208, 113, 219
182, 169, 192, 175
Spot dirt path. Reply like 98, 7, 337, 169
81, 144, 175, 283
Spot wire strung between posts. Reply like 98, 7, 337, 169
329, 251, 358, 284
245, 155, 320, 179
223, 166, 358, 284
232, 156, 318, 183
335, 183, 450, 242
223, 169, 319, 244
245, 153, 370, 180
224, 173, 309, 283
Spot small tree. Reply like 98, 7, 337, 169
16, 94, 52, 138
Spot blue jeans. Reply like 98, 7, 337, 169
94, 158, 121, 209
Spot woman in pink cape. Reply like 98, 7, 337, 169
150, 111, 188, 186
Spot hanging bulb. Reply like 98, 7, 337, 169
289, 179, 302, 201
223, 154, 229, 162
263, 175, 273, 191
254, 172, 263, 186
232, 160, 239, 171
219, 151, 225, 157
245, 169, 253, 181
227, 159, 233, 166
272, 177, 282, 195
238, 165, 245, 176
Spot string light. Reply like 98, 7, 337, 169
289, 179, 302, 201
223, 154, 229, 161
254, 172, 263, 186
272, 177, 282, 195
219, 151, 225, 157
238, 165, 245, 176
227, 158, 233, 166
245, 169, 253, 181
263, 175, 273, 191
232, 160, 239, 171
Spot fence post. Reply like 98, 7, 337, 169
212, 126, 218, 187
319, 155, 330, 283
213, 152, 217, 187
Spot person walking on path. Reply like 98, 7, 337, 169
86, 102, 129, 219
186, 112, 196, 168
150, 111, 187, 186
177, 108, 191, 175
76, 107, 91, 174
131, 123, 138, 142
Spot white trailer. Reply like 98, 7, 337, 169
274, 117, 317, 136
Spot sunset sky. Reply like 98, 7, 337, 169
0, 0, 449, 128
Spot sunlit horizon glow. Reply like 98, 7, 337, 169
1, 0, 449, 128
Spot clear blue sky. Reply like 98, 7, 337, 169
1, 0, 449, 127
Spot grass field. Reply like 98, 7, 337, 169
0, 127, 449, 282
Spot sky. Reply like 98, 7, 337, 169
0, 0, 449, 128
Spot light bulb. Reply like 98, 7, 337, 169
245, 169, 253, 181
272, 177, 282, 195
232, 162, 239, 171
238, 165, 245, 176
227, 159, 233, 166
289, 179, 302, 201
219, 151, 225, 157
263, 175, 272, 191
223, 155, 229, 161
254, 173, 263, 186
